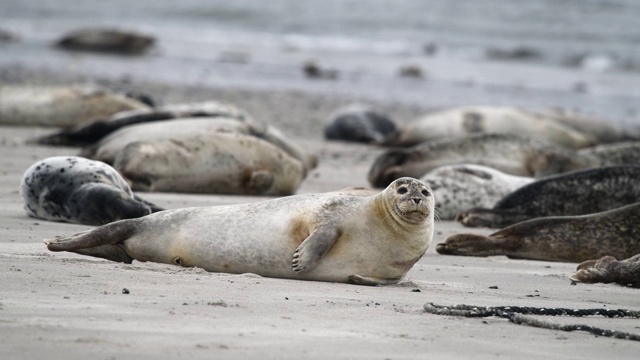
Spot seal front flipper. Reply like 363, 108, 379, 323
348, 274, 403, 286
44, 219, 137, 263
292, 225, 341, 273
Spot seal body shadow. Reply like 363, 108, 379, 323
45, 178, 435, 285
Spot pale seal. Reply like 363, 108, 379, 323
456, 165, 640, 228
0, 85, 151, 127
420, 164, 534, 220
437, 202, 640, 263
540, 108, 640, 144
113, 132, 306, 195
20, 156, 163, 226
80, 117, 317, 173
384, 106, 596, 148
368, 133, 587, 188
324, 104, 397, 144
34, 101, 253, 146
570, 253, 640, 288
56, 28, 155, 54
45, 177, 434, 285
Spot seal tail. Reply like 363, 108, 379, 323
44, 219, 137, 263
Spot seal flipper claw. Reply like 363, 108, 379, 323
570, 255, 640, 287
348, 274, 402, 286
292, 226, 340, 273
436, 233, 514, 257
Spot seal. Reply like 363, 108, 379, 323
420, 164, 534, 220
324, 104, 397, 144
541, 108, 640, 144
0, 85, 151, 127
456, 165, 640, 228
570, 253, 640, 288
384, 106, 596, 148
33, 101, 253, 146
577, 141, 640, 167
20, 156, 163, 226
56, 28, 155, 54
368, 133, 587, 188
45, 177, 434, 285
436, 202, 640, 263
113, 132, 306, 195
80, 117, 317, 173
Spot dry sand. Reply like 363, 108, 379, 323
1, 80, 639, 360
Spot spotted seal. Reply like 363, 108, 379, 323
456, 165, 640, 228
384, 106, 596, 148
45, 177, 434, 285
20, 156, 163, 226
437, 203, 640, 263
420, 164, 533, 220
368, 133, 587, 188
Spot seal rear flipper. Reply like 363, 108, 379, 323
570, 255, 640, 287
436, 233, 521, 257
455, 208, 529, 228
44, 219, 137, 263
292, 226, 341, 273
132, 194, 164, 212
348, 274, 402, 286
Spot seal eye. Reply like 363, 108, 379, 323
421, 189, 430, 197
397, 187, 408, 195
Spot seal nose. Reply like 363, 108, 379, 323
412, 197, 422, 205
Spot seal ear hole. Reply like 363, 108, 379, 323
397, 187, 408, 195
173, 257, 183, 266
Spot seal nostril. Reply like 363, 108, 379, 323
412, 198, 422, 204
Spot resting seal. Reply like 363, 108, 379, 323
384, 106, 596, 148
113, 132, 306, 195
324, 104, 397, 144
45, 177, 434, 285
420, 164, 533, 220
0, 85, 150, 127
457, 165, 640, 228
20, 156, 163, 226
571, 254, 640, 288
56, 28, 155, 54
437, 203, 640, 263
369, 133, 586, 188
34, 101, 253, 146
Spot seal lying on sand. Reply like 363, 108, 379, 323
81, 117, 317, 173
20, 156, 163, 226
541, 108, 640, 144
456, 165, 640, 228
45, 177, 435, 285
384, 106, 596, 148
368, 133, 586, 188
420, 164, 533, 220
437, 203, 640, 263
34, 101, 253, 146
570, 254, 640, 288
56, 28, 155, 54
114, 132, 306, 195
324, 104, 397, 144
0, 85, 151, 127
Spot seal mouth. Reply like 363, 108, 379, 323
395, 206, 429, 224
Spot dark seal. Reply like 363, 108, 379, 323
324, 104, 397, 144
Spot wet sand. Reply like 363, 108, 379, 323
1, 78, 639, 359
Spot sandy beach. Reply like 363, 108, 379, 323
2, 1, 640, 357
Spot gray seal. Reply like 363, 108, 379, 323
457, 165, 640, 228
570, 253, 640, 288
20, 156, 163, 226
368, 133, 587, 188
437, 203, 640, 263
420, 164, 533, 220
45, 177, 434, 286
